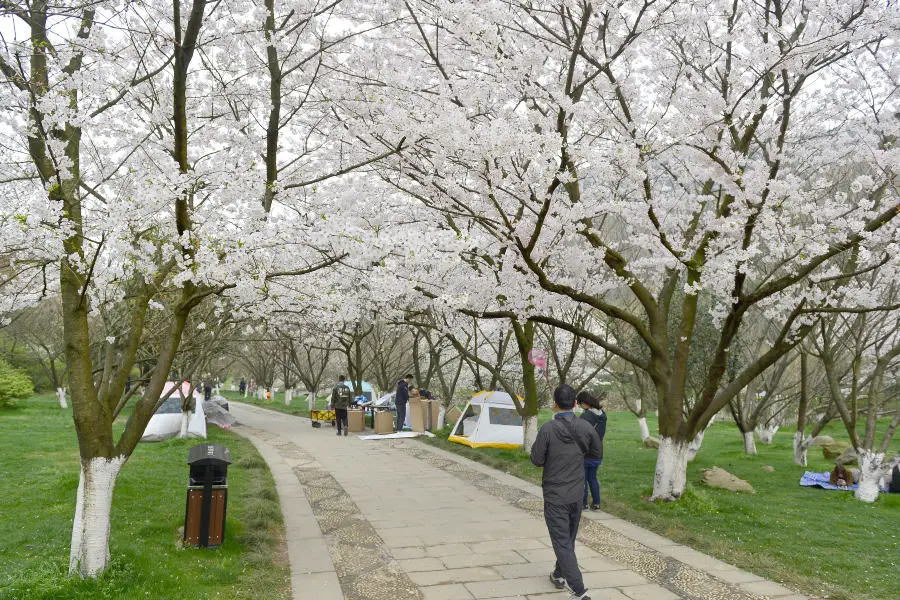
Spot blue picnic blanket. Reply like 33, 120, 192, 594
799, 471, 889, 493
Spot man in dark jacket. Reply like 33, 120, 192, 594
331, 376, 353, 436
531, 384, 601, 600
395, 374, 413, 432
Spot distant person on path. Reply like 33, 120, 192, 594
331, 375, 353, 437
577, 391, 607, 510
395, 374, 413, 432
239, 378, 246, 395
531, 384, 601, 600
203, 375, 213, 401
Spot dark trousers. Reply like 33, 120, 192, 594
335, 408, 348, 432
204, 387, 212, 401
544, 501, 585, 595
396, 402, 407, 432
583, 460, 601, 506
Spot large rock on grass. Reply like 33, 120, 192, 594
701, 467, 756, 494
835, 447, 858, 467
812, 435, 835, 446
822, 441, 851, 460
643, 436, 660, 449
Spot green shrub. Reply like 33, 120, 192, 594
0, 357, 34, 407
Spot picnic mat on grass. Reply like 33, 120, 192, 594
799, 471, 889, 493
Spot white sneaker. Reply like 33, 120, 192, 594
569, 592, 591, 600
549, 574, 566, 590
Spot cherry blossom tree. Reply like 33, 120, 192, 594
0, 0, 390, 575
350, 0, 900, 500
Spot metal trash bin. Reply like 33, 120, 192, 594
184, 443, 231, 548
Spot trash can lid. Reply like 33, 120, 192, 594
187, 443, 232, 466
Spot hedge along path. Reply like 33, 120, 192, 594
241, 426, 423, 600
392, 443, 778, 600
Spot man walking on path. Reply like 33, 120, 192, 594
530, 384, 602, 600
395, 374, 413, 432
331, 376, 353, 437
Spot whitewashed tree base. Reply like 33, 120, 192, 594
686, 429, 706, 462
855, 450, 886, 503
793, 431, 812, 467
523, 416, 538, 453
179, 411, 192, 438
651, 437, 689, 501
638, 417, 650, 442
69, 456, 126, 577
756, 425, 779, 444
743, 431, 758, 455
285, 389, 292, 406
56, 387, 68, 409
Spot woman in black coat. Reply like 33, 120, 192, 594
576, 390, 607, 510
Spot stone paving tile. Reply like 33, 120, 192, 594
292, 571, 345, 600
440, 551, 528, 569
401, 558, 451, 573
619, 583, 681, 599
410, 567, 502, 586
421, 584, 476, 600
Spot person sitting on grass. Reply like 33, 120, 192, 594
830, 464, 854, 487
576, 390, 606, 511
530, 384, 602, 600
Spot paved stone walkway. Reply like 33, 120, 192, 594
230, 402, 808, 600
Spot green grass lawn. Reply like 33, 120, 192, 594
219, 389, 331, 419
425, 411, 900, 600
0, 394, 290, 600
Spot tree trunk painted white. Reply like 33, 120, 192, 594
437, 405, 446, 430
308, 389, 316, 411
855, 450, 885, 503
523, 415, 538, 453
654, 409, 659, 417
285, 389, 292, 406
230, 383, 235, 391
755, 425, 779, 444
243, 386, 248, 398
793, 432, 811, 467
635, 398, 642, 413
742, 431, 758, 455
651, 437, 690, 501
179, 411, 192, 438
638, 417, 650, 441
69, 455, 126, 577
686, 429, 706, 462
56, 387, 68, 409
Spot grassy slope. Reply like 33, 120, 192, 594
0, 395, 289, 600
425, 411, 900, 600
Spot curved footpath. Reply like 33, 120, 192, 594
229, 402, 808, 600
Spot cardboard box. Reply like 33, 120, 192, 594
427, 400, 443, 431
445, 405, 463, 429
409, 396, 427, 432
348, 409, 365, 433
374, 410, 394, 434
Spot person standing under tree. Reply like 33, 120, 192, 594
530, 385, 601, 600
331, 375, 353, 437
395, 374, 413, 432
576, 390, 607, 510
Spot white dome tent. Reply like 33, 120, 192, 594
449, 391, 523, 449
140, 382, 207, 442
